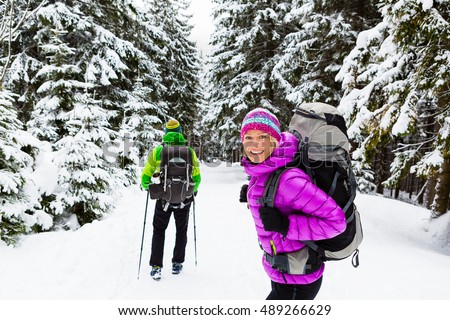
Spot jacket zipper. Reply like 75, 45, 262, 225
270, 240, 277, 255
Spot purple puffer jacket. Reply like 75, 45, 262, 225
242, 132, 346, 285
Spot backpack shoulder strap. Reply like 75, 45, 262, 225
291, 130, 314, 182
186, 146, 193, 166
160, 145, 172, 167
259, 167, 289, 208
343, 167, 358, 223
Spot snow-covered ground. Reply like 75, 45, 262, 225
1, 163, 449, 317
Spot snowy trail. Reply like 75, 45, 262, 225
113, 163, 266, 299
325, 193, 450, 299
0, 163, 449, 299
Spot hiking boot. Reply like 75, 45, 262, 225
150, 266, 162, 281
172, 263, 183, 275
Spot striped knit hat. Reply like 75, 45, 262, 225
240, 108, 281, 142
165, 119, 182, 133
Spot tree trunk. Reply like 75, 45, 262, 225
425, 173, 437, 209
374, 146, 389, 194
432, 150, 450, 217
416, 179, 427, 205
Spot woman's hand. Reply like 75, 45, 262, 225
259, 207, 289, 236
239, 184, 248, 203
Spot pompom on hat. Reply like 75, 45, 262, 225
165, 119, 182, 133
240, 108, 281, 142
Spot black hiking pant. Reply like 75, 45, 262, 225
149, 199, 191, 268
266, 276, 322, 300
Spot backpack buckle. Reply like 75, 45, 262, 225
258, 196, 273, 207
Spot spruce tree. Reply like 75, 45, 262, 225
148, 0, 203, 139
28, 6, 117, 225
337, 0, 450, 215
273, 0, 380, 108
0, 90, 44, 245
207, 0, 289, 159
0, 0, 51, 244
51, 92, 119, 225
3, 0, 168, 228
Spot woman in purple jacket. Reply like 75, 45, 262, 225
240, 108, 346, 300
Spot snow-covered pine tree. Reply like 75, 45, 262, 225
119, 76, 165, 175
27, 8, 120, 226
99, 0, 169, 171
52, 92, 120, 226
399, 1, 450, 217
76, 0, 167, 162
0, 90, 28, 245
148, 0, 203, 139
0, 0, 45, 86
206, 0, 289, 160
335, 16, 391, 193
195, 70, 218, 162
28, 27, 86, 142
0, 90, 46, 245
337, 0, 450, 215
2, 0, 169, 228
272, 0, 380, 109
0, 0, 52, 245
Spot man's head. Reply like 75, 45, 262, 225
165, 119, 182, 133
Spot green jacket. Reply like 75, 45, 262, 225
141, 132, 201, 192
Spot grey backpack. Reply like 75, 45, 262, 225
149, 146, 195, 204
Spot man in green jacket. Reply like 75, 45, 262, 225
141, 119, 201, 281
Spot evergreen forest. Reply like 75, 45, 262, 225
1, 0, 449, 244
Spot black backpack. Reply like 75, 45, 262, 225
260, 103, 363, 273
149, 146, 195, 204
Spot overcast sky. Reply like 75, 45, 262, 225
187, 0, 214, 55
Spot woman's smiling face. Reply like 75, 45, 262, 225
243, 130, 278, 163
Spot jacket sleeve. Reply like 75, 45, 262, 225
278, 169, 346, 241
190, 147, 201, 192
141, 147, 161, 189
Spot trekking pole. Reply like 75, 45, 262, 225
192, 196, 198, 266
137, 189, 150, 279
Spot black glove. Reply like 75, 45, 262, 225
239, 184, 248, 203
259, 207, 289, 236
